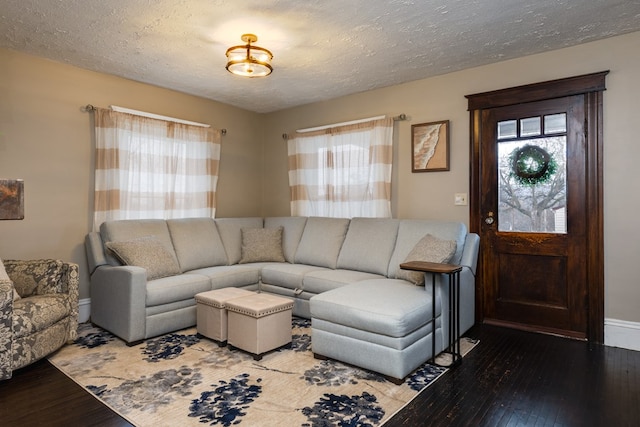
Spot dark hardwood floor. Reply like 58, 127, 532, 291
1, 323, 638, 426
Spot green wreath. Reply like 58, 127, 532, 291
509, 144, 557, 186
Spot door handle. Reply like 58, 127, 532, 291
485, 211, 495, 225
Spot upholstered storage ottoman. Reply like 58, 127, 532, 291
194, 288, 255, 345
309, 279, 443, 383
225, 293, 294, 360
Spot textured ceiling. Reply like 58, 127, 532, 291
2, 0, 640, 113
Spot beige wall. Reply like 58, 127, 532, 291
263, 31, 640, 323
2, 30, 639, 325
0, 48, 264, 299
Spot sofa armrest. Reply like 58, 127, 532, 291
85, 232, 109, 275
460, 233, 480, 275
90, 265, 147, 344
0, 280, 14, 379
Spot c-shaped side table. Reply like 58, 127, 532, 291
399, 260, 463, 368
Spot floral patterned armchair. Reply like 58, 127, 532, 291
0, 259, 79, 380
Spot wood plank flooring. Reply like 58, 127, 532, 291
1, 323, 638, 426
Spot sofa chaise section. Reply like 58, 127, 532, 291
310, 279, 443, 382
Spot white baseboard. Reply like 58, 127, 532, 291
605, 318, 640, 351
78, 298, 91, 323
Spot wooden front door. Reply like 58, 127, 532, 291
467, 72, 607, 342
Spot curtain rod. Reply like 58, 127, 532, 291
82, 104, 227, 135
282, 113, 407, 139
295, 113, 406, 133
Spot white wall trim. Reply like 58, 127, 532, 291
78, 298, 91, 323
605, 318, 640, 352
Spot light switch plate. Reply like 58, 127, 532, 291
454, 193, 468, 206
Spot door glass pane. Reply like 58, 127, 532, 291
544, 113, 567, 134
497, 136, 567, 233
520, 117, 541, 137
497, 120, 517, 139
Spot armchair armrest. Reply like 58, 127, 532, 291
58, 262, 80, 340
0, 280, 14, 380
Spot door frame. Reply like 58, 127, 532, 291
466, 71, 609, 343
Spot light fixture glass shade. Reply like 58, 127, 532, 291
225, 34, 273, 77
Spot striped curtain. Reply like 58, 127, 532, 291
93, 108, 221, 230
287, 118, 393, 218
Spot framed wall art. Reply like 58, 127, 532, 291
411, 120, 450, 172
0, 179, 25, 220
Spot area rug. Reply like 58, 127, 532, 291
49, 318, 477, 426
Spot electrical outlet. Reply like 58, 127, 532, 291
454, 193, 468, 206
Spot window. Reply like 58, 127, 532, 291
287, 118, 393, 218
92, 108, 221, 230
497, 113, 567, 233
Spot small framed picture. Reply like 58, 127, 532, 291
0, 179, 25, 220
411, 120, 450, 172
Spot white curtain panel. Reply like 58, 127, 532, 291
288, 118, 393, 218
93, 108, 221, 230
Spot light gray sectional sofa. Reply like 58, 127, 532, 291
85, 216, 479, 382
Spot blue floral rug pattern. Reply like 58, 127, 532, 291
50, 319, 475, 426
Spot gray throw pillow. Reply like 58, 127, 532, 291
239, 227, 286, 264
397, 233, 457, 285
106, 236, 181, 280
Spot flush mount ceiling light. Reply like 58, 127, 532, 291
225, 33, 273, 77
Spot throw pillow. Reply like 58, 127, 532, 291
106, 236, 181, 280
239, 227, 286, 264
0, 257, 19, 300
397, 234, 457, 285
0, 257, 10, 282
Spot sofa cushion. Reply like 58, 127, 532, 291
106, 236, 181, 280
2, 259, 64, 298
397, 234, 457, 285
215, 217, 264, 265
336, 218, 399, 276
145, 273, 211, 307
187, 264, 263, 289
12, 294, 70, 339
303, 269, 385, 294
310, 279, 439, 338
100, 219, 179, 267
294, 217, 350, 269
167, 218, 227, 272
261, 263, 329, 291
388, 220, 467, 279
239, 227, 286, 263
264, 217, 308, 263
